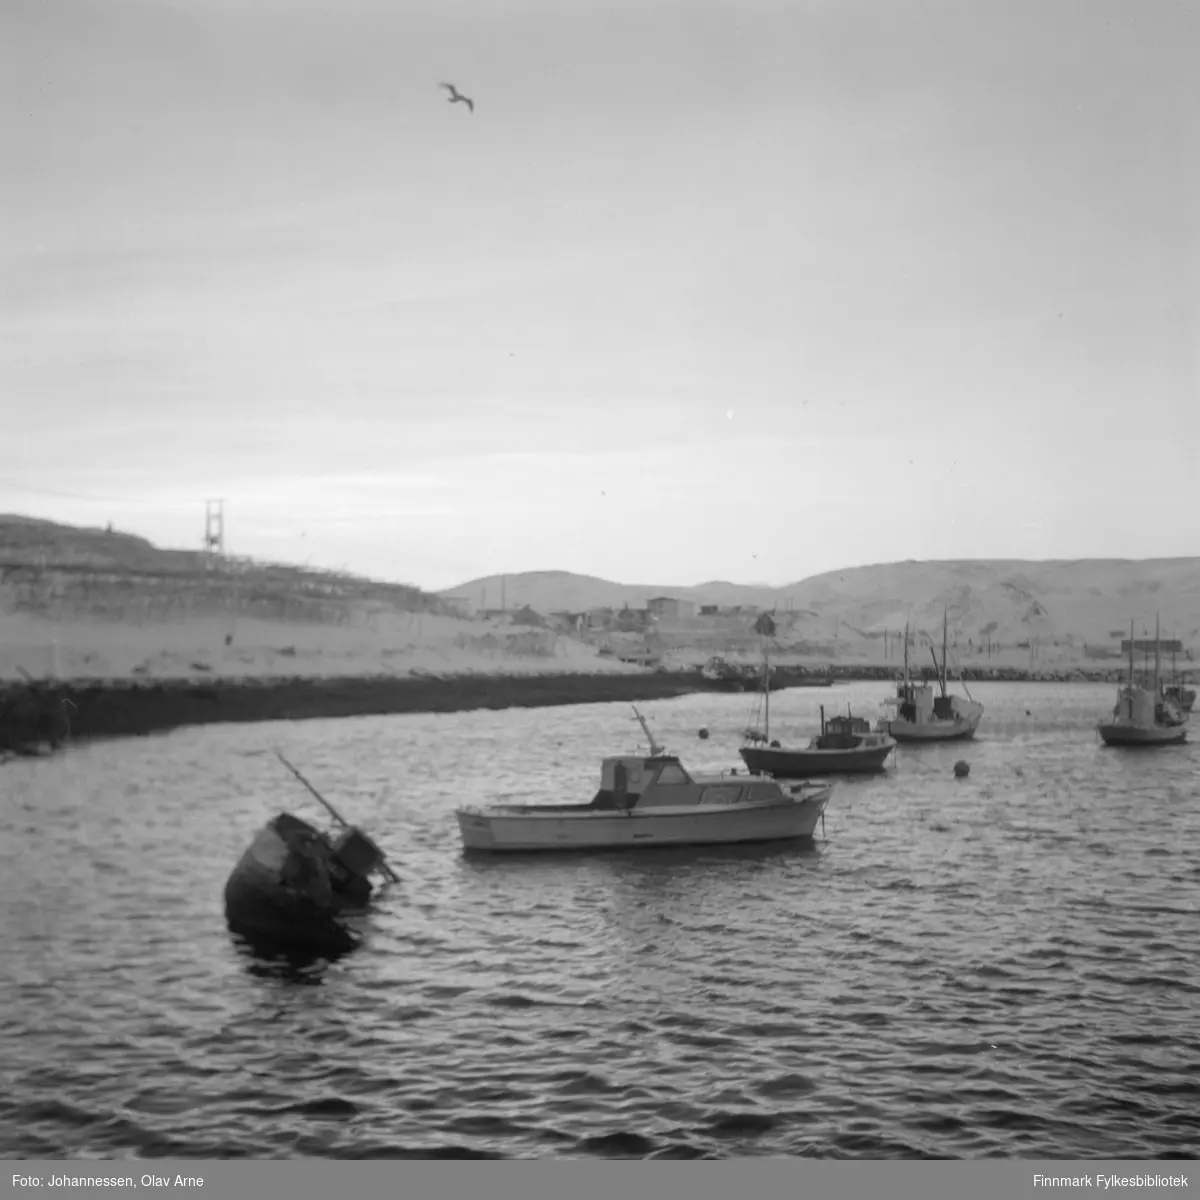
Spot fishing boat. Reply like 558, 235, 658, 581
699, 656, 775, 692
738, 641, 894, 776
1161, 637, 1195, 713
455, 707, 833, 853
878, 613, 983, 743
224, 751, 399, 954
1098, 618, 1188, 747
741, 703, 896, 778
1162, 683, 1196, 714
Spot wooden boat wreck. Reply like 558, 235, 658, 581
1098, 618, 1188, 748
224, 752, 398, 955
455, 707, 833, 853
879, 614, 983, 744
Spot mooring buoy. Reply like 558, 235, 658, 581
698, 727, 710, 740
954, 760, 970, 778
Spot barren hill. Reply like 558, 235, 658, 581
0, 514, 447, 618
0, 515, 627, 682
447, 560, 1200, 649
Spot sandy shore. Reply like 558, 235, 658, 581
0, 611, 651, 683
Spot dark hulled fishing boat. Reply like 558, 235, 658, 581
741, 704, 896, 778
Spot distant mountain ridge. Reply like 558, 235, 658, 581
445, 560, 1200, 646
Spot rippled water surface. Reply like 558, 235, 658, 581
2, 681, 1199, 1160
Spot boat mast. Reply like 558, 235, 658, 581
941, 609, 949, 697
1154, 613, 1161, 696
903, 617, 910, 692
763, 638, 770, 741
1128, 618, 1134, 688
631, 705, 664, 756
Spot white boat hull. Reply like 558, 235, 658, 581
884, 716, 980, 743
456, 796, 829, 853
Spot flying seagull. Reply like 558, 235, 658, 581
439, 82, 474, 113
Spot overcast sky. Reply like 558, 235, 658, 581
2, 0, 1198, 591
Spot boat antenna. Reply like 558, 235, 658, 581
631, 705, 665, 756
274, 749, 400, 883
944, 634, 975, 703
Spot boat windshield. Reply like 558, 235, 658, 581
655, 763, 690, 785
701, 785, 743, 805
747, 783, 780, 802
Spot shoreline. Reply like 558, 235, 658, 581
0, 663, 1135, 747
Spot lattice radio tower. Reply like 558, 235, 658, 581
204, 499, 226, 559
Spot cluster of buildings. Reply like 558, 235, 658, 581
440, 593, 771, 632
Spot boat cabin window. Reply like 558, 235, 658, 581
654, 763, 690, 785
701, 785, 743, 805
747, 784, 779, 802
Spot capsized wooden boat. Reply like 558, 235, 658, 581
455, 708, 833, 853
224, 752, 398, 954
1098, 618, 1188, 747
878, 613, 983, 743
741, 706, 896, 778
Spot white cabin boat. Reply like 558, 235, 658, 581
455, 709, 833, 853
1098, 618, 1188, 747
878, 612, 984, 743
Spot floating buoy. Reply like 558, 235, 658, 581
698, 727, 710, 740
954, 760, 970, 778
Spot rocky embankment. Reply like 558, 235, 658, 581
0, 671, 703, 746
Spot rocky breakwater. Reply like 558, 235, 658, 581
0, 670, 705, 745
818, 663, 1127, 684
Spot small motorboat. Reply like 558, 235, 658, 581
224, 752, 398, 955
741, 705, 896, 778
455, 708, 833, 853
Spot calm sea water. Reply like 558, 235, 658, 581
2, 681, 1198, 1160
